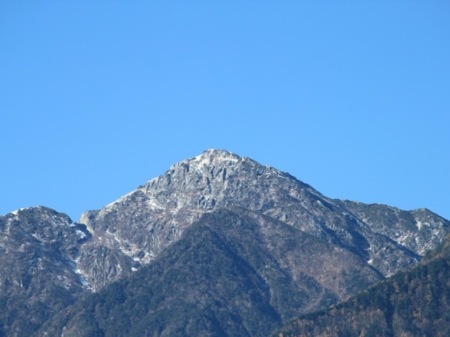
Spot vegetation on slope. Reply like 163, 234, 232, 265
37, 208, 382, 337
276, 236, 450, 337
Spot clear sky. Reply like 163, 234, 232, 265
1, 1, 449, 221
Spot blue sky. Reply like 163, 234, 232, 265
1, 1, 449, 221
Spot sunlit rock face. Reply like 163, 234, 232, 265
1, 150, 449, 337
77, 149, 449, 289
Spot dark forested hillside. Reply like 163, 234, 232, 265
276, 235, 450, 337
37, 208, 384, 337
1, 150, 449, 337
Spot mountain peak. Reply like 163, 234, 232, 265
165, 149, 274, 181
3, 151, 450, 337
77, 150, 450, 291
9, 205, 72, 221
200, 148, 239, 158
178, 149, 242, 170
193, 148, 240, 163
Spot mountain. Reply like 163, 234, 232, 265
0, 207, 91, 337
334, 200, 448, 256
275, 234, 450, 337
76, 149, 448, 290
37, 208, 385, 337
1, 149, 449, 337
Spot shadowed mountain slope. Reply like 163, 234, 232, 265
37, 208, 384, 337
1, 149, 449, 337
276, 235, 450, 337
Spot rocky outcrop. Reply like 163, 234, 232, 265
77, 149, 450, 289
0, 207, 90, 337
37, 208, 384, 337
1, 149, 449, 337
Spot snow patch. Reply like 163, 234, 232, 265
75, 230, 87, 239
146, 197, 163, 210
72, 257, 93, 290
103, 190, 136, 210
75, 268, 92, 289
396, 233, 412, 246
31, 233, 42, 241
10, 208, 28, 216
191, 149, 239, 168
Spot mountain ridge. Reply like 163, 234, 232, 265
36, 208, 384, 337
0, 149, 449, 337
75, 149, 447, 290
275, 234, 450, 337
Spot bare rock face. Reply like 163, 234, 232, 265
1, 149, 449, 337
77, 149, 450, 290
275, 234, 450, 337
336, 200, 449, 255
0, 207, 90, 337
36, 208, 385, 337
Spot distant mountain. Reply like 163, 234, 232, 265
76, 149, 448, 290
0, 149, 449, 337
37, 208, 384, 337
0, 207, 90, 337
275, 234, 450, 337
334, 200, 447, 255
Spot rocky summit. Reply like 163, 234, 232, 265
77, 149, 449, 289
1, 149, 449, 337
